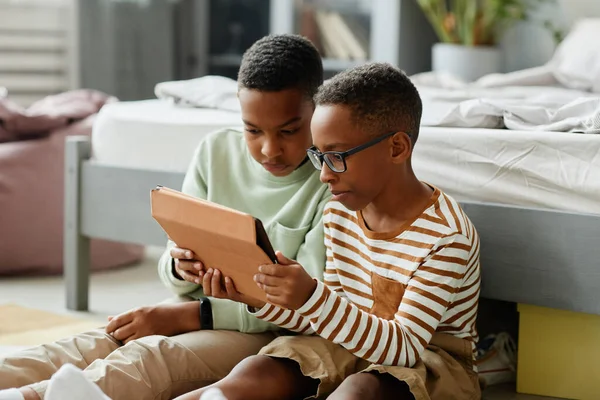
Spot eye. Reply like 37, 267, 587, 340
280, 129, 298, 135
244, 128, 261, 134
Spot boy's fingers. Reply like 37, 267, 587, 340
275, 251, 294, 265
170, 247, 195, 260
257, 282, 282, 297
112, 323, 136, 342
105, 312, 134, 334
202, 269, 213, 296
175, 260, 199, 274
211, 269, 224, 297
122, 334, 138, 345
253, 273, 281, 287
176, 268, 199, 284
258, 264, 286, 277
224, 277, 239, 298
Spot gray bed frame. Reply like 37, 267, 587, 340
64, 136, 600, 317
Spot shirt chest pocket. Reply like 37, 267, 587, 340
267, 222, 311, 260
370, 273, 406, 320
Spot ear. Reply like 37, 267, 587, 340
390, 132, 412, 163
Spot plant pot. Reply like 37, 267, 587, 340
432, 43, 502, 82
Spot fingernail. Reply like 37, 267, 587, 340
186, 251, 192, 258
194, 263, 202, 269
195, 278, 202, 284
253, 275, 258, 282
198, 271, 204, 278
207, 268, 213, 274
258, 266, 263, 273
214, 269, 220, 275
225, 277, 231, 284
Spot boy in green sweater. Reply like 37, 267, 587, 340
0, 34, 329, 400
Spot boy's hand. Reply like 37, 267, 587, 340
254, 251, 317, 310
105, 303, 200, 344
171, 247, 204, 284
202, 268, 266, 309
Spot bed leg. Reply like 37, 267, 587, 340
64, 136, 92, 311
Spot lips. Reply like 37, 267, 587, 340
330, 189, 351, 202
262, 163, 288, 173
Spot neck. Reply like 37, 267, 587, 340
361, 166, 433, 233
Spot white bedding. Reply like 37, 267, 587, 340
92, 99, 600, 214
413, 127, 600, 215
92, 99, 242, 172
412, 19, 600, 134
417, 84, 600, 133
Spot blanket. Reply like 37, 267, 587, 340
153, 19, 600, 134
412, 18, 600, 133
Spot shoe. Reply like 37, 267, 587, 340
45, 364, 111, 400
475, 332, 517, 386
0, 389, 24, 400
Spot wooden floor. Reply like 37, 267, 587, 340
484, 384, 565, 400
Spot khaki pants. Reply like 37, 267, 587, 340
0, 322, 276, 400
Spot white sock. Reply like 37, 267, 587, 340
200, 388, 229, 400
45, 364, 111, 400
0, 389, 25, 400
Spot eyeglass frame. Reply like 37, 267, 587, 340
306, 130, 408, 173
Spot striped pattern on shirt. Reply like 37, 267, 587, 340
254, 188, 481, 368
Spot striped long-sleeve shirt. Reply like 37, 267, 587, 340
253, 187, 481, 367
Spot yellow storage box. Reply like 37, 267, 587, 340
517, 304, 600, 400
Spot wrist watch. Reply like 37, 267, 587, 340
199, 297, 213, 330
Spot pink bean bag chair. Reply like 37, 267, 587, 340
0, 89, 143, 275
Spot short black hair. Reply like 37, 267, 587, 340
314, 62, 422, 146
238, 34, 323, 99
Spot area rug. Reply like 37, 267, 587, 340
0, 304, 103, 348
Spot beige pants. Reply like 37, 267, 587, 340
0, 325, 276, 400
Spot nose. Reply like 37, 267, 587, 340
261, 137, 283, 159
319, 162, 337, 184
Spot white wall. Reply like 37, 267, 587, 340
501, 0, 600, 72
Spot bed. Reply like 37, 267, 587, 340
64, 96, 600, 318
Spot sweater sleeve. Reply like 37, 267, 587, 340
157, 141, 208, 296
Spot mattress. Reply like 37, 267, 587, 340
92, 99, 242, 172
92, 100, 600, 215
412, 127, 600, 215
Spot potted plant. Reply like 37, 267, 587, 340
416, 0, 547, 81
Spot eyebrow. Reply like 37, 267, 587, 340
320, 142, 351, 152
243, 117, 302, 129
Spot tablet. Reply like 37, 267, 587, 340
150, 186, 275, 302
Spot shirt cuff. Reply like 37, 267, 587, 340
247, 303, 276, 319
297, 279, 328, 319
171, 258, 185, 281
166, 259, 198, 289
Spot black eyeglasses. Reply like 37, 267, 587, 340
307, 131, 404, 173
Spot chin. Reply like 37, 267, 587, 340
270, 169, 293, 177
334, 196, 365, 212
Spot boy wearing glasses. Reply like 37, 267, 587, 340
177, 63, 482, 400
